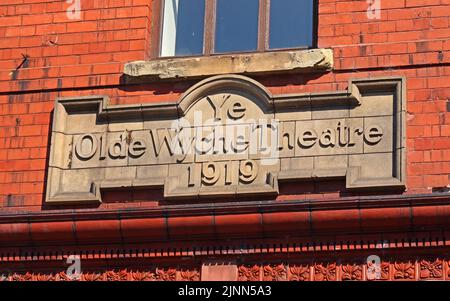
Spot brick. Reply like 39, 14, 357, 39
59, 65, 92, 77
408, 126, 424, 138
434, 139, 450, 150
0, 0, 447, 228
92, 63, 121, 74
7, 148, 30, 160
22, 14, 52, 26
5, 25, 35, 37
428, 76, 450, 88
29, 147, 47, 159
66, 21, 98, 33
0, 184, 21, 195
0, 16, 21, 27
423, 175, 449, 187
112, 51, 143, 62
407, 176, 424, 188
20, 182, 44, 195
414, 138, 435, 150
441, 125, 450, 136
18, 125, 42, 137
410, 113, 440, 125
408, 151, 424, 162
80, 53, 113, 64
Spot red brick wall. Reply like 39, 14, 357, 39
0, 0, 449, 212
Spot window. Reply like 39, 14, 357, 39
160, 0, 316, 57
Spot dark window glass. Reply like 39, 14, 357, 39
175, 0, 205, 56
215, 0, 259, 53
269, 0, 313, 49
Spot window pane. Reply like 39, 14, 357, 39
269, 0, 313, 49
215, 0, 259, 53
161, 0, 205, 57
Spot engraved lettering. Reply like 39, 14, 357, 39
150, 129, 178, 156
231, 135, 249, 153
319, 128, 336, 147
128, 139, 146, 157
202, 162, 220, 185
187, 165, 195, 187
75, 134, 97, 160
99, 133, 107, 160
253, 122, 273, 153
337, 121, 348, 146
280, 132, 293, 150
213, 136, 226, 155
195, 128, 214, 155
298, 129, 317, 148
206, 94, 231, 121
239, 160, 258, 184
175, 127, 196, 163
348, 127, 363, 146
108, 134, 127, 159
224, 162, 232, 185
228, 100, 246, 120
278, 123, 294, 151
364, 125, 383, 144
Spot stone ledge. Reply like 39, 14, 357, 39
123, 48, 333, 81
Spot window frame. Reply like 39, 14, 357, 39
151, 0, 318, 59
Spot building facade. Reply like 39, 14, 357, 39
0, 0, 450, 281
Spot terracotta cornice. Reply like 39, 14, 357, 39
2, 192, 450, 223
1, 193, 450, 247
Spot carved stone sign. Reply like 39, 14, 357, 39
46, 75, 406, 204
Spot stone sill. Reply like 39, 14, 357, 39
123, 48, 333, 82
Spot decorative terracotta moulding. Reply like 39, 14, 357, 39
123, 49, 334, 81
46, 74, 406, 205
0, 257, 448, 281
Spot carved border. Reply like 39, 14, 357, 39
0, 267, 200, 281
1, 257, 448, 281
345, 77, 406, 190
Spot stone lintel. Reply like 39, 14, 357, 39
123, 49, 333, 81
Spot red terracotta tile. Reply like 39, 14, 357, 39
214, 213, 263, 237
360, 207, 411, 230
262, 211, 310, 233
311, 209, 360, 231
75, 220, 121, 243
120, 217, 167, 241
168, 215, 214, 238
30, 221, 76, 243
0, 223, 29, 244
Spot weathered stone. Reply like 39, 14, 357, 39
123, 49, 334, 81
350, 92, 394, 117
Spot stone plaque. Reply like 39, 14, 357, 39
46, 75, 406, 204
